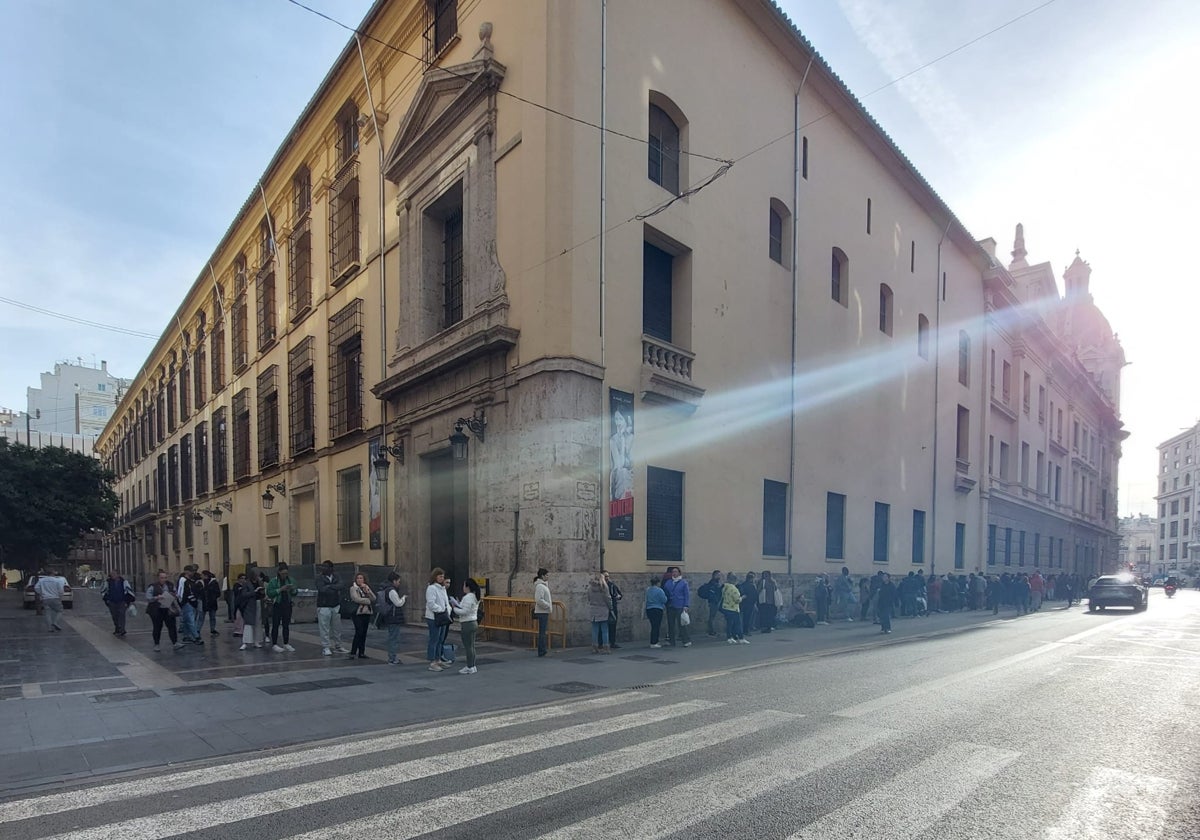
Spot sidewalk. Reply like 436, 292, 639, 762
0, 587, 1059, 794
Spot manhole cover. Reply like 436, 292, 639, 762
620, 655, 659, 662
544, 682, 605, 695
562, 657, 603, 665
171, 683, 232, 695
653, 660, 679, 665
312, 677, 370, 689
92, 689, 159, 703
408, 687, 435, 693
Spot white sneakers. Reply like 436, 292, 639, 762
284, 644, 296, 652
322, 647, 332, 656
739, 638, 751, 645
727, 638, 738, 644
428, 662, 444, 671
239, 644, 248, 651
459, 666, 477, 675
272, 644, 285, 652
727, 638, 752, 645
649, 643, 662, 649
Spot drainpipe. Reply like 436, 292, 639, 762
598, 0, 608, 571
353, 34, 390, 566
930, 219, 952, 576
787, 59, 812, 581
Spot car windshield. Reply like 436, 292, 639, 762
1094, 576, 1131, 586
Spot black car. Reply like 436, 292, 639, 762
1088, 575, 1148, 612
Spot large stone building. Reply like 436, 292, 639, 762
1155, 424, 1200, 574
96, 0, 1123, 629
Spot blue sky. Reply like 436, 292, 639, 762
1, 0, 1196, 515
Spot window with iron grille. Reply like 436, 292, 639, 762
256, 269, 277, 349
337, 466, 363, 543
166, 368, 177, 433
196, 421, 209, 495
258, 216, 274, 270
233, 258, 248, 371
232, 389, 251, 480
329, 163, 360, 283
193, 344, 206, 406
762, 479, 787, 557
156, 390, 166, 442
424, 0, 458, 62
443, 208, 464, 327
156, 455, 167, 508
181, 433, 193, 502
288, 218, 312, 320
257, 366, 280, 470
335, 101, 359, 170
293, 166, 311, 221
329, 299, 364, 439
179, 356, 190, 421
213, 407, 228, 489
955, 522, 967, 569
210, 324, 225, 393
646, 466, 684, 562
288, 338, 316, 455
168, 445, 180, 508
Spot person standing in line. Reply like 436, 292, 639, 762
175, 567, 195, 643
738, 572, 758, 639
662, 566, 692, 647
102, 569, 133, 636
814, 575, 831, 625
587, 572, 612, 654
644, 575, 667, 648
858, 576, 872, 621
1062, 576, 1075, 608
721, 573, 748, 644
184, 566, 205, 645
35, 570, 69, 632
877, 573, 897, 634
237, 570, 266, 650
1029, 571, 1044, 612
533, 568, 552, 657
424, 568, 450, 670
927, 574, 942, 614
146, 570, 182, 651
268, 563, 298, 652
603, 570, 623, 649
201, 571, 221, 636
383, 572, 409, 665
698, 570, 724, 636
758, 570, 782, 633
222, 572, 234, 622
348, 573, 374, 660
315, 561, 346, 656
833, 567, 855, 621
454, 578, 480, 674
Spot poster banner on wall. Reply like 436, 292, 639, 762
369, 437, 382, 550
608, 389, 634, 541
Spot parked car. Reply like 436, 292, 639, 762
1088, 574, 1147, 612
22, 576, 73, 610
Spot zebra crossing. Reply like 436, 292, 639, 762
1, 689, 1185, 840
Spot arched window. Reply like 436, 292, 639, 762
958, 330, 970, 385
879, 283, 893, 335
648, 100, 682, 195
768, 198, 790, 266
831, 248, 848, 307
917, 314, 930, 359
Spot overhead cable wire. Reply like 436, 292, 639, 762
0, 296, 159, 339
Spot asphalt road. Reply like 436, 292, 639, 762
3, 589, 1197, 839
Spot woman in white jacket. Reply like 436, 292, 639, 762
533, 567, 552, 657
454, 578, 482, 674
424, 567, 451, 671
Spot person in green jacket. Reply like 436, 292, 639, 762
720, 574, 748, 645
267, 564, 298, 652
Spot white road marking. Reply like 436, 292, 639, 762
1043, 767, 1177, 840
287, 709, 799, 840
1121, 639, 1200, 656
834, 621, 1123, 718
37, 699, 719, 840
531, 721, 895, 840
1, 691, 656, 824
786, 742, 1020, 839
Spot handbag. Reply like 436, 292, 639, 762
126, 604, 138, 618
434, 610, 452, 628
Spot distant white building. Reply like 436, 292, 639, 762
1155, 424, 1200, 573
25, 359, 130, 437
1117, 514, 1156, 578
0, 407, 98, 455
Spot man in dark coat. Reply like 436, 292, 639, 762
876, 573, 897, 634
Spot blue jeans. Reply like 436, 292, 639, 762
591, 621, 609, 647
426, 618, 447, 662
721, 608, 742, 639
180, 603, 198, 639
536, 612, 549, 655
387, 624, 402, 662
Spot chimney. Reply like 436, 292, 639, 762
978, 238, 997, 260
101, 360, 108, 372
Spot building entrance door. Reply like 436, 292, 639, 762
429, 451, 469, 592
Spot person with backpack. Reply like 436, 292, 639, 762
378, 572, 408, 665
424, 568, 451, 670
644, 575, 667, 648
697, 570, 723, 636
146, 570, 182, 652
237, 570, 266, 650
454, 578, 481, 674
348, 573, 374, 660
268, 564, 298, 652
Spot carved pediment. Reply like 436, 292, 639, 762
384, 54, 506, 182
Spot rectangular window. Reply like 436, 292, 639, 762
1002, 360, 1011, 403
1036, 451, 1045, 493
646, 466, 684, 562
1018, 531, 1026, 566
954, 523, 966, 569
257, 366, 280, 470
1038, 385, 1046, 422
288, 221, 312, 320
329, 299, 364, 439
1004, 527, 1013, 566
288, 338, 316, 456
866, 197, 872, 234
180, 434, 193, 502
825, 492, 846, 560
642, 242, 673, 343
999, 442, 1010, 480
910, 240, 915, 273
911, 509, 926, 564
956, 406, 970, 463
195, 422, 209, 496
987, 523, 997, 566
1020, 442, 1030, 486
988, 435, 994, 475
1170, 520, 1178, 538
256, 269, 277, 349
1054, 465, 1061, 501
801, 136, 808, 179
179, 359, 190, 421
337, 467, 363, 543
167, 444, 180, 509
442, 207, 464, 328
213, 408, 228, 489
1023, 372, 1031, 414
329, 167, 361, 283
428, 0, 459, 57
166, 374, 177, 433
768, 208, 783, 264
762, 480, 787, 557
873, 502, 889, 563
1171, 499, 1180, 515
211, 322, 226, 393
1033, 533, 1041, 566
232, 388, 251, 481
958, 331, 970, 386
156, 455, 167, 509
194, 345, 207, 406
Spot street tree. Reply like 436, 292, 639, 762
0, 439, 118, 568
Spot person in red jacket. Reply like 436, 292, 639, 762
1029, 572, 1045, 612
